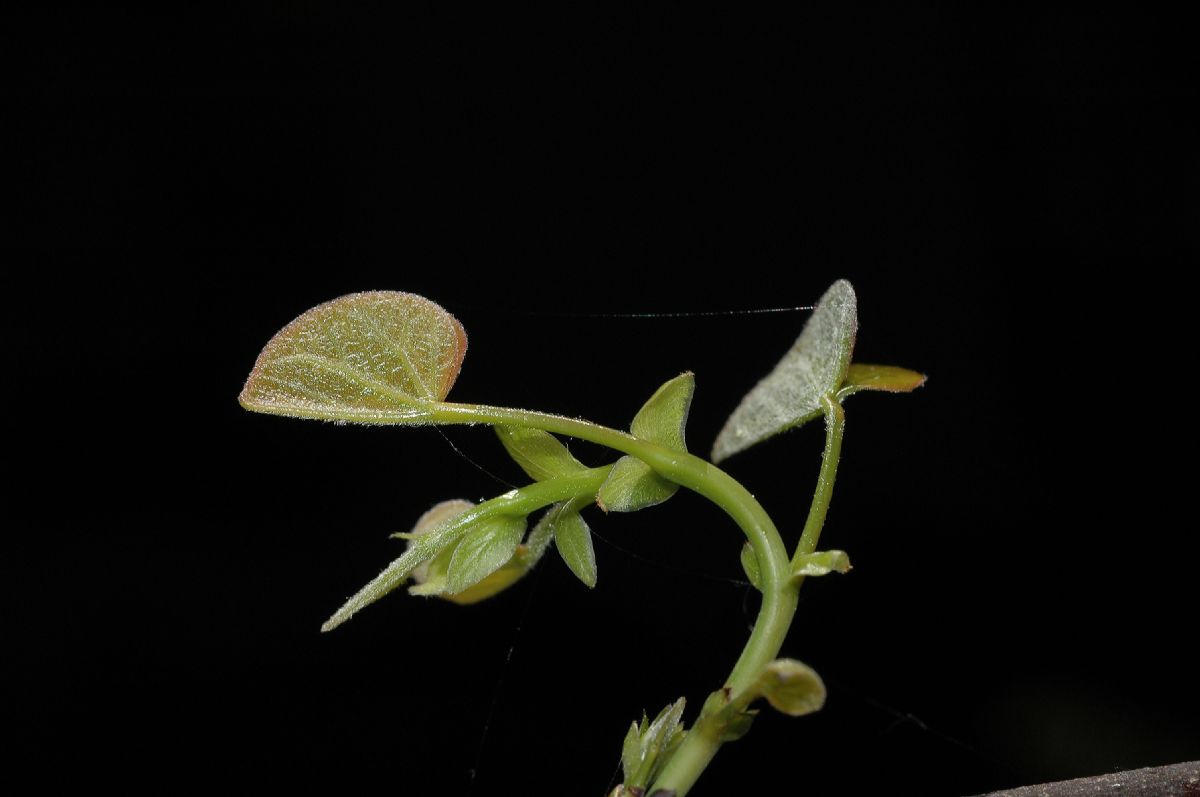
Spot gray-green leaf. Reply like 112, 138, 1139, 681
712, 280, 857, 462
597, 456, 678, 512
239, 291, 468, 424
445, 515, 526, 594
496, 425, 588, 482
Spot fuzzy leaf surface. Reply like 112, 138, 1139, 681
239, 291, 467, 423
712, 280, 857, 462
321, 502, 479, 631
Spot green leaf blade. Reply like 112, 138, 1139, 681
630, 371, 695, 451
756, 659, 827, 717
239, 291, 467, 424
712, 280, 857, 462
322, 498, 480, 630
445, 515, 526, 595
597, 456, 679, 512
496, 426, 588, 482
552, 508, 597, 588
623, 697, 688, 788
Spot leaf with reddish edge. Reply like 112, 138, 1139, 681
239, 291, 467, 424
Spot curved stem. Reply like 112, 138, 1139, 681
432, 406, 794, 679
429, 401, 845, 796
793, 396, 845, 562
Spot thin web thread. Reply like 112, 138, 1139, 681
440, 306, 803, 791
473, 305, 815, 319
433, 426, 517, 490
824, 676, 998, 766
590, 527, 753, 588
468, 564, 546, 790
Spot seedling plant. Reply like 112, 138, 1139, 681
239, 279, 924, 795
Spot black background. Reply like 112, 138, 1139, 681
7, 5, 1196, 795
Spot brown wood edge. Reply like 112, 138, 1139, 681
970, 761, 1200, 797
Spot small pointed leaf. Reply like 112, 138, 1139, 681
792, 550, 852, 578
624, 697, 688, 788
740, 542, 763, 591
621, 721, 643, 783
838, 363, 926, 397
712, 280, 857, 462
496, 425, 588, 482
757, 658, 827, 717
525, 504, 562, 562
630, 372, 695, 451
598, 373, 693, 514
552, 508, 597, 588
445, 515, 526, 595
239, 291, 467, 424
322, 499, 479, 631
597, 456, 678, 512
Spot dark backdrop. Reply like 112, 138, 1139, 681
8, 6, 1196, 795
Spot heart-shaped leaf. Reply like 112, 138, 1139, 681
239, 291, 467, 423
712, 280, 857, 462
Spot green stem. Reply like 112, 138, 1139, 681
430, 401, 845, 796
433, 406, 794, 688
793, 396, 845, 562
322, 465, 611, 632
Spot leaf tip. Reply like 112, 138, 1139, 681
319, 615, 344, 634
